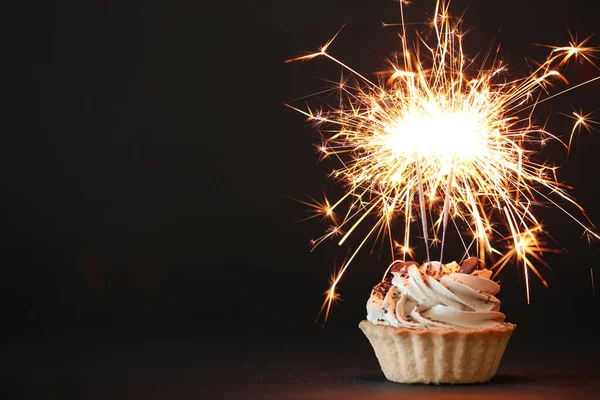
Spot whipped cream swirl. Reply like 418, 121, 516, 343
366, 257, 506, 330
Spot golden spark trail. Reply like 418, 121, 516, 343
287, 0, 600, 319
439, 156, 455, 263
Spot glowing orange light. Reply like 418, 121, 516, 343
288, 0, 599, 319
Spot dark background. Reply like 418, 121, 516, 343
4, 0, 600, 398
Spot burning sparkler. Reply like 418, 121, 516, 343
287, 0, 600, 319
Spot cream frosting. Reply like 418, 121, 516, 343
366, 258, 506, 330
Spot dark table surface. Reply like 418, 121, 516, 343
3, 323, 600, 400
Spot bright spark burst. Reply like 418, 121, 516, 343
287, 0, 600, 320
539, 30, 600, 68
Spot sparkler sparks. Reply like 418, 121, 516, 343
287, 0, 600, 320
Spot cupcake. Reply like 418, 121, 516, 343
359, 257, 515, 384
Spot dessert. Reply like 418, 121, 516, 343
359, 257, 515, 384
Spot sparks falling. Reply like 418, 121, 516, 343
287, 0, 600, 320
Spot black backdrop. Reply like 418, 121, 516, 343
5, 0, 600, 342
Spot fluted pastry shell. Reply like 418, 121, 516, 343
359, 320, 515, 384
